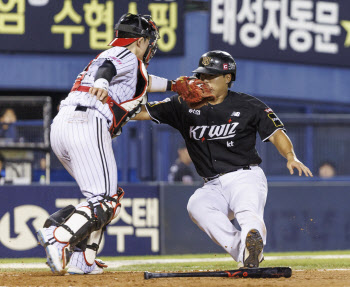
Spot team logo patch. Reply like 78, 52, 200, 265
223, 63, 228, 70
202, 56, 211, 66
268, 113, 284, 127
231, 111, 240, 117
190, 123, 239, 141
264, 108, 273, 113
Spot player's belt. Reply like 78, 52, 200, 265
203, 164, 258, 183
75, 106, 88, 112
71, 85, 90, 93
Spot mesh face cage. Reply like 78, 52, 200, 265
114, 13, 160, 65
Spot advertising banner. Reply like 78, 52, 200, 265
210, 0, 350, 66
0, 185, 160, 257
0, 0, 184, 55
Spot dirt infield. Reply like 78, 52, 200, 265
1, 270, 350, 287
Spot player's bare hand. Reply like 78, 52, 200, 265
89, 87, 108, 104
287, 159, 313, 177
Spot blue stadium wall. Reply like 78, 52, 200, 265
1, 181, 349, 258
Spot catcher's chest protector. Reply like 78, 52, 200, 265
135, 59, 148, 99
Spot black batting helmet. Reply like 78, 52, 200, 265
109, 13, 160, 66
192, 50, 236, 82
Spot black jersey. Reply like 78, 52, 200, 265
146, 91, 286, 178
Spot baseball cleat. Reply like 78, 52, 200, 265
37, 227, 70, 274
243, 229, 264, 268
67, 258, 107, 275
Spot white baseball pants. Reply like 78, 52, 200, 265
187, 166, 268, 263
50, 106, 118, 198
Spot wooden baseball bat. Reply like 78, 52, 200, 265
144, 267, 292, 279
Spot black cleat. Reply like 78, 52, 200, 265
243, 229, 263, 268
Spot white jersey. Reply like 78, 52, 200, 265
60, 46, 147, 123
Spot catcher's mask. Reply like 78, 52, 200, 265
109, 13, 160, 66
192, 50, 236, 87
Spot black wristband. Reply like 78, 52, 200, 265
166, 80, 173, 91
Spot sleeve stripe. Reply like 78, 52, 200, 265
145, 105, 160, 124
120, 50, 132, 59
116, 48, 128, 58
262, 128, 286, 142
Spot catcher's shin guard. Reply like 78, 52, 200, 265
53, 187, 124, 249
66, 228, 106, 274
85, 228, 104, 266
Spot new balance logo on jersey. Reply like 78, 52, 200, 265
231, 111, 240, 117
227, 141, 234, 147
189, 122, 239, 141
189, 109, 200, 115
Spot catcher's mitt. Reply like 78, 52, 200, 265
171, 76, 215, 109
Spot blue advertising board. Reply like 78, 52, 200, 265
210, 0, 350, 67
0, 0, 184, 55
0, 184, 160, 258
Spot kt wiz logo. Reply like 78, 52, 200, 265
189, 122, 239, 141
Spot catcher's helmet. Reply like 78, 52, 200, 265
109, 13, 160, 66
192, 50, 236, 82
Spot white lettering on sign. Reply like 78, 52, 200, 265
108, 197, 160, 253
107, 226, 134, 253
0, 205, 49, 250
210, 0, 342, 54
0, 197, 159, 254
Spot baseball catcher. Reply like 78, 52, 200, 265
36, 13, 161, 275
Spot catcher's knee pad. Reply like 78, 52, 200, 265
54, 187, 124, 248
43, 205, 76, 228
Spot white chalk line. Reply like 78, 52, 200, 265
1, 254, 350, 270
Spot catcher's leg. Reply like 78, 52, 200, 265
37, 187, 124, 274
67, 228, 107, 275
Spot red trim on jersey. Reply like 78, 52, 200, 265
108, 38, 139, 47
121, 59, 148, 104
71, 85, 90, 93
71, 53, 102, 91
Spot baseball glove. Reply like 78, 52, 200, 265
171, 76, 215, 109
